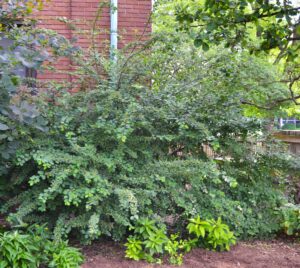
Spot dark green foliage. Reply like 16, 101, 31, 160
1, 1, 300, 245
141, 157, 289, 239
1, 40, 299, 243
0, 1, 76, 185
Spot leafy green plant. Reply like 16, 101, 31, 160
187, 216, 236, 251
125, 237, 143, 261
187, 215, 210, 239
0, 231, 40, 268
125, 216, 236, 265
1, 0, 300, 247
132, 218, 158, 240
280, 204, 300, 236
169, 0, 300, 65
206, 218, 236, 251
125, 218, 168, 264
125, 218, 191, 265
144, 228, 168, 256
2, 44, 298, 243
49, 242, 84, 268
0, 226, 84, 268
164, 234, 191, 265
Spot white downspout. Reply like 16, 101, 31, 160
110, 0, 118, 61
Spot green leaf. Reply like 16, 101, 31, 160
202, 42, 210, 51
0, 123, 9, 131
194, 38, 202, 47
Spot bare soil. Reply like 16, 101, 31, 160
81, 240, 300, 268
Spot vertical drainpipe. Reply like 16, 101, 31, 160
69, 0, 73, 84
110, 0, 118, 61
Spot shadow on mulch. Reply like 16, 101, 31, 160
81, 240, 300, 268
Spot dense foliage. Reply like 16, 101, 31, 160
169, 0, 300, 57
280, 203, 300, 236
155, 0, 300, 112
125, 218, 191, 265
125, 215, 235, 265
0, 225, 83, 268
0, 0, 299, 254
1, 34, 299, 243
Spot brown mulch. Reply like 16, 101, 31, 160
81, 240, 300, 268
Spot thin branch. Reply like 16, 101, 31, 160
287, 73, 300, 105
115, 14, 153, 90
241, 94, 300, 110
240, 100, 274, 110
235, 6, 300, 24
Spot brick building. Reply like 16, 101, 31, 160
36, 0, 152, 81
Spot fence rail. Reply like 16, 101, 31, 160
274, 130, 300, 155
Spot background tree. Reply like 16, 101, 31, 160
171, 0, 299, 55
154, 0, 300, 112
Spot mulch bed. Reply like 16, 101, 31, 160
81, 240, 300, 268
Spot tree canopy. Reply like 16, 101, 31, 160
154, 0, 300, 111
172, 0, 300, 58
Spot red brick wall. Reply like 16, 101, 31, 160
36, 0, 152, 82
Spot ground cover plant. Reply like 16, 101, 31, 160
125, 215, 235, 265
0, 0, 300, 267
0, 224, 83, 268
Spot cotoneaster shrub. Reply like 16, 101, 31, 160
139, 158, 289, 239
0, 7, 299, 243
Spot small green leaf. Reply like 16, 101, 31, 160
202, 42, 210, 51
194, 38, 202, 47
0, 123, 9, 131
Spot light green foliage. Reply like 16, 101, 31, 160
125, 216, 235, 265
188, 216, 236, 251
280, 204, 300, 236
154, 0, 300, 114
125, 218, 191, 265
125, 237, 143, 261
187, 215, 210, 238
0, 231, 40, 268
168, 0, 300, 59
132, 218, 158, 240
164, 234, 188, 265
49, 242, 84, 268
206, 218, 236, 251
0, 225, 83, 268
